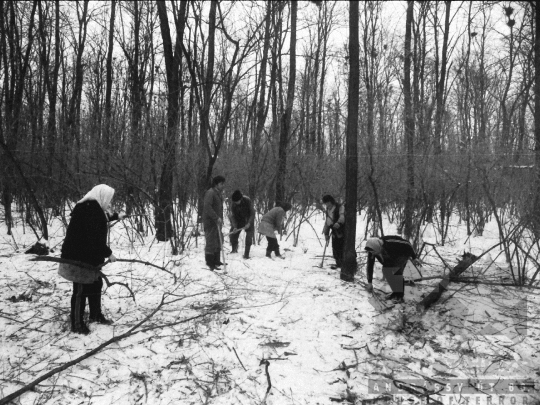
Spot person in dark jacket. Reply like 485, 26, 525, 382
61, 184, 125, 334
322, 195, 345, 269
258, 202, 292, 259
229, 190, 255, 259
364, 235, 417, 302
203, 175, 225, 270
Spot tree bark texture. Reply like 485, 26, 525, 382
341, 0, 359, 282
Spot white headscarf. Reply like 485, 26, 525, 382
365, 237, 383, 256
78, 184, 115, 213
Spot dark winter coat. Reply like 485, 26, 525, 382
61, 200, 119, 267
202, 187, 224, 253
366, 235, 416, 283
230, 196, 255, 229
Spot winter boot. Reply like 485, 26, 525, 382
214, 252, 223, 267
231, 243, 238, 254
89, 313, 113, 325
206, 254, 216, 270
266, 249, 272, 258
243, 244, 251, 259
275, 247, 285, 259
72, 322, 90, 335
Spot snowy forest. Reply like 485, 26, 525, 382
1, 1, 540, 404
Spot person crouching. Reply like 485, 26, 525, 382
364, 235, 417, 302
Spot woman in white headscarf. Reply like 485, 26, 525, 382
60, 184, 125, 334
364, 235, 417, 301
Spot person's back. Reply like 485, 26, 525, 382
364, 235, 417, 301
261, 207, 284, 229
62, 200, 111, 267
379, 235, 416, 266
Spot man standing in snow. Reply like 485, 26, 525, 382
322, 195, 345, 270
203, 175, 225, 270
364, 235, 417, 302
229, 190, 255, 259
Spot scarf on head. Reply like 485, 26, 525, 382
78, 184, 115, 215
365, 237, 384, 260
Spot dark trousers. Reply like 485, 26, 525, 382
332, 236, 345, 267
71, 277, 103, 327
266, 237, 280, 255
382, 255, 408, 293
230, 227, 254, 249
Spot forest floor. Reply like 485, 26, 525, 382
1, 211, 539, 404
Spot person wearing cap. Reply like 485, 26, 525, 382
229, 190, 255, 259
321, 195, 345, 269
203, 175, 226, 270
258, 202, 292, 259
364, 235, 417, 301
61, 184, 126, 334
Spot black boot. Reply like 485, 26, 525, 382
266, 249, 272, 258
231, 244, 238, 254
214, 252, 223, 267
72, 322, 90, 335
206, 253, 216, 270
243, 244, 251, 259
89, 313, 113, 325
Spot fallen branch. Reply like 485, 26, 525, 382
0, 297, 164, 405
0, 300, 220, 405
28, 256, 136, 301
259, 359, 271, 401
417, 252, 478, 310
233, 347, 247, 371
114, 258, 177, 282
451, 278, 540, 290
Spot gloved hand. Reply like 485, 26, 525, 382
244, 223, 250, 230
109, 254, 117, 263
332, 223, 341, 230
412, 258, 421, 267
217, 218, 223, 226
325, 234, 330, 242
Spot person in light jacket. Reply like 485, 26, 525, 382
202, 175, 225, 270
61, 184, 125, 334
322, 195, 345, 269
258, 202, 292, 259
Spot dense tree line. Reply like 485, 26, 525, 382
0, 1, 537, 253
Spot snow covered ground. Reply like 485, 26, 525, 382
1, 210, 539, 404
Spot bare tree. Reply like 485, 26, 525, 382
341, 0, 359, 283
275, 0, 297, 205
402, 0, 415, 240
156, 0, 187, 243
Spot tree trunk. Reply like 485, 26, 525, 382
66, 0, 89, 178
533, 1, 540, 231
433, 0, 451, 155
403, 0, 415, 240
341, 0, 359, 283
155, 0, 186, 243
249, 1, 272, 198
104, 0, 115, 158
275, 1, 297, 205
